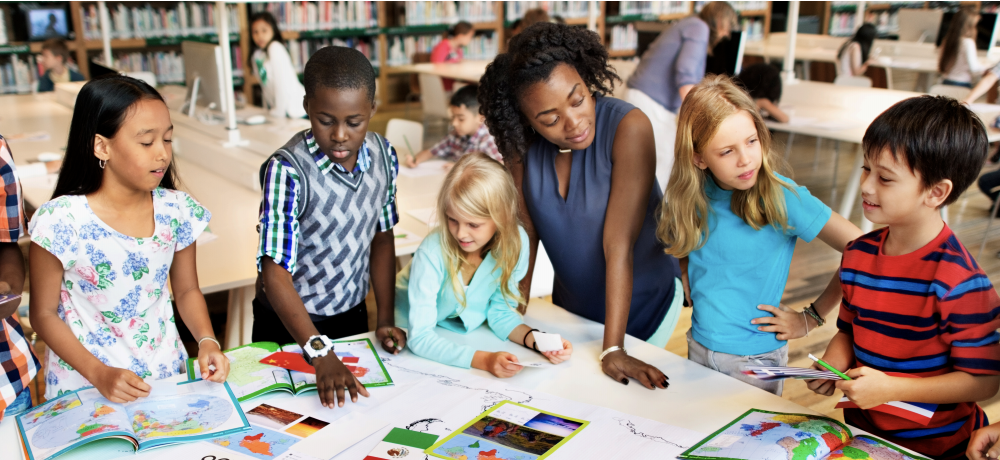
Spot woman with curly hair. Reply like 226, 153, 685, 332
626, 1, 736, 191
478, 22, 682, 389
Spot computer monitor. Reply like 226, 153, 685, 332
27, 8, 68, 41
937, 12, 998, 50
705, 30, 747, 77
897, 8, 944, 43
181, 41, 228, 116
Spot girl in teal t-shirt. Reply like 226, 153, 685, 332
658, 75, 862, 395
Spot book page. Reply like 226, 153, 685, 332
333, 338, 394, 388
833, 435, 931, 460
279, 343, 318, 393
188, 341, 293, 401
17, 387, 135, 460
130, 379, 250, 449
681, 409, 852, 460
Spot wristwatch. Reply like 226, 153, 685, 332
302, 335, 334, 365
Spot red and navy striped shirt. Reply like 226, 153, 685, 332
838, 225, 1000, 459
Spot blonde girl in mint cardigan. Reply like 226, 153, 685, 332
395, 153, 573, 378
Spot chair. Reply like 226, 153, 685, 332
384, 119, 424, 160
978, 185, 1000, 259
928, 83, 970, 100
418, 73, 451, 123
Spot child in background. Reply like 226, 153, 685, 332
735, 63, 789, 123
29, 75, 229, 402
404, 85, 502, 169
249, 12, 306, 119
255, 47, 407, 409
37, 38, 84, 93
807, 96, 1000, 459
939, 8, 983, 88
836, 23, 877, 78
658, 75, 861, 395
0, 134, 40, 420
396, 153, 572, 377
431, 21, 474, 92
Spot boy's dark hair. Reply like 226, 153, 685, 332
247, 12, 286, 69
736, 63, 782, 103
303, 46, 376, 104
54, 75, 177, 199
863, 95, 987, 206
41, 38, 71, 64
449, 84, 479, 109
479, 22, 618, 161
447, 21, 473, 37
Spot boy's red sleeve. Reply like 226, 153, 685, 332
941, 272, 1000, 375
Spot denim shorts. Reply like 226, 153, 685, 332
686, 329, 789, 395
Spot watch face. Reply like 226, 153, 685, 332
309, 338, 325, 351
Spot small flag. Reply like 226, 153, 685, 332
835, 398, 937, 426
365, 428, 439, 460
259, 351, 314, 374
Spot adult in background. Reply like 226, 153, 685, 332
625, 1, 736, 192
479, 22, 682, 389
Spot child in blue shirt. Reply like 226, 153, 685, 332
396, 153, 572, 377
658, 75, 862, 395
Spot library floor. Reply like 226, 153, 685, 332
23, 92, 1000, 427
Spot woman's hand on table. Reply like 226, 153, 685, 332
541, 339, 573, 364
313, 353, 370, 409
601, 351, 668, 389
473, 351, 523, 378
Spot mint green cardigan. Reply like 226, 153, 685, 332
395, 227, 530, 368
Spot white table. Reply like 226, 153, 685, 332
768, 80, 1000, 230
0, 298, 911, 460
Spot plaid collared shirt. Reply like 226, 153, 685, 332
0, 135, 39, 420
429, 123, 503, 163
257, 130, 398, 274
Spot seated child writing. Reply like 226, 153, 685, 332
403, 85, 503, 170
808, 96, 1000, 460
735, 63, 789, 123
396, 153, 572, 377
30, 75, 229, 402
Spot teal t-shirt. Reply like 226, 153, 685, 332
689, 174, 831, 355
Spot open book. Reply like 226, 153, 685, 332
17, 379, 249, 460
681, 409, 929, 460
186, 338, 394, 402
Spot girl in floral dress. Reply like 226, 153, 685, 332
29, 75, 229, 402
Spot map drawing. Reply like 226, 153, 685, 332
383, 357, 533, 413
129, 394, 233, 441
211, 426, 298, 460
614, 417, 688, 448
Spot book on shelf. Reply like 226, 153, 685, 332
619, 1, 691, 16
609, 23, 637, 51
250, 1, 378, 32
81, 2, 240, 41
1, 54, 34, 95
695, 1, 766, 13
506, 1, 592, 20
16, 380, 250, 460
113, 44, 242, 85
0, 8, 8, 46
287, 37, 379, 73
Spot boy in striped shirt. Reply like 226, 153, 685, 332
808, 96, 1000, 459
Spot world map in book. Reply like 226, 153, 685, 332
827, 437, 930, 460
688, 411, 850, 460
436, 436, 534, 460
31, 396, 126, 448
129, 394, 233, 441
211, 426, 297, 460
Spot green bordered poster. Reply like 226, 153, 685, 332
680, 408, 930, 460
424, 401, 588, 460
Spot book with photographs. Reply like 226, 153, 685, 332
185, 338, 393, 402
16, 380, 249, 460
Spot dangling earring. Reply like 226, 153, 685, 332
99, 159, 106, 169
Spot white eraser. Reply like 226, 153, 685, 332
533, 332, 563, 352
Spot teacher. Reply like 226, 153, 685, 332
626, 1, 736, 191
478, 22, 682, 389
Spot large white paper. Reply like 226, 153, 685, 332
398, 159, 450, 178
406, 207, 438, 226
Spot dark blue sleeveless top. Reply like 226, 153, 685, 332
524, 96, 680, 340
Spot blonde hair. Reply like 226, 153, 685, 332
699, 1, 738, 51
436, 153, 524, 310
657, 74, 793, 258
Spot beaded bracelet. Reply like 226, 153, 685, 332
804, 303, 826, 327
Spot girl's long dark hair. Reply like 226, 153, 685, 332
52, 74, 177, 199
248, 11, 286, 69
938, 9, 979, 74
838, 23, 877, 66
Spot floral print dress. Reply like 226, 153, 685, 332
29, 188, 211, 398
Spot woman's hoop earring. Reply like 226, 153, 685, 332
99, 159, 106, 169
